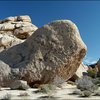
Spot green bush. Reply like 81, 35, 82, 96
87, 69, 97, 78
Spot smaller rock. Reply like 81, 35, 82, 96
70, 63, 88, 81
0, 34, 24, 51
0, 35, 13, 46
13, 22, 34, 28
17, 16, 31, 23
1, 17, 17, 23
75, 63, 88, 78
0, 23, 15, 31
14, 26, 37, 39
0, 61, 11, 87
0, 31, 13, 36
10, 80, 30, 90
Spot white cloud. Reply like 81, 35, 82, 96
91, 61, 97, 64
83, 56, 97, 65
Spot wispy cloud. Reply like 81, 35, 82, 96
83, 56, 97, 65
91, 61, 97, 64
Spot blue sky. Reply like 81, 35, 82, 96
0, 1, 100, 65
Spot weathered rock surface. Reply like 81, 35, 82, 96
17, 16, 31, 22
14, 22, 37, 39
0, 23, 15, 31
0, 16, 17, 23
10, 80, 29, 90
70, 63, 88, 81
0, 20, 87, 86
0, 34, 23, 46
0, 15, 38, 52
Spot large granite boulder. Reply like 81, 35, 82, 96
0, 20, 87, 86
0, 15, 38, 52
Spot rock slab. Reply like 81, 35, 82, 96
0, 20, 87, 86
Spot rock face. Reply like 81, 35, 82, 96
0, 15, 38, 52
0, 20, 87, 86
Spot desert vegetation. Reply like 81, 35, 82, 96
74, 67, 100, 97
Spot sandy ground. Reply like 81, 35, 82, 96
0, 83, 100, 100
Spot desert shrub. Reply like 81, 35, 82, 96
39, 84, 56, 94
87, 69, 97, 78
53, 76, 66, 86
82, 76, 100, 86
81, 90, 92, 97
91, 78, 100, 86
90, 85, 98, 93
76, 76, 94, 91
37, 84, 57, 98
75, 76, 98, 92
